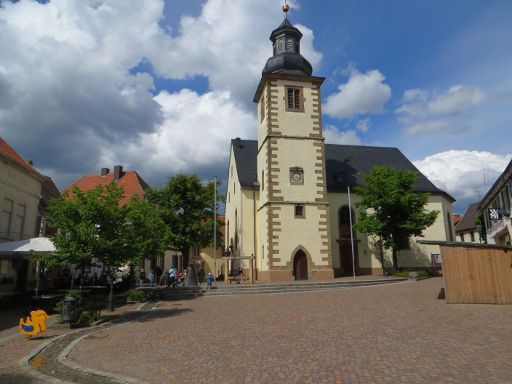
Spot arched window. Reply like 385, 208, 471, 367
339, 206, 356, 239
447, 212, 454, 241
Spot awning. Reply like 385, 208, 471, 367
0, 237, 56, 254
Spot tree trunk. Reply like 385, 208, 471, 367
182, 244, 190, 268
392, 247, 399, 271
108, 269, 114, 311
379, 240, 385, 276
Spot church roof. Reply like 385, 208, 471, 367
230, 139, 454, 201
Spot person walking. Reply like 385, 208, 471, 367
206, 272, 214, 290
174, 269, 180, 288
169, 267, 176, 288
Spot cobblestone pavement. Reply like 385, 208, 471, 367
0, 303, 145, 384
69, 278, 512, 384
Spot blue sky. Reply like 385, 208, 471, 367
0, 0, 511, 214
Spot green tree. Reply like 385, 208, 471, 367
354, 166, 439, 271
475, 209, 487, 244
146, 174, 223, 268
125, 196, 170, 282
44, 182, 168, 310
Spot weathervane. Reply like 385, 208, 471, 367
282, 0, 289, 19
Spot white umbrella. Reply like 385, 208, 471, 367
0, 237, 55, 253
0, 237, 56, 297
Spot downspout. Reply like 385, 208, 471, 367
253, 182, 259, 281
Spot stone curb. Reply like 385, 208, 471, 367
18, 302, 156, 383
57, 324, 148, 384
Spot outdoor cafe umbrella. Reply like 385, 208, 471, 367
0, 237, 56, 297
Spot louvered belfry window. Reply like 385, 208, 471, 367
286, 87, 303, 112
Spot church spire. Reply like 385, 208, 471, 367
261, 2, 313, 76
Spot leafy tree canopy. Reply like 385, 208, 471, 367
354, 165, 439, 270
145, 174, 223, 266
44, 183, 168, 270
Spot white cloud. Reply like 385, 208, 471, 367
101, 89, 255, 184
356, 118, 370, 133
397, 85, 487, 135
428, 86, 487, 115
413, 150, 512, 204
324, 125, 363, 145
0, 0, 323, 187
147, 0, 322, 104
323, 67, 391, 119
406, 120, 450, 134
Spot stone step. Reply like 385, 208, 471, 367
158, 278, 406, 300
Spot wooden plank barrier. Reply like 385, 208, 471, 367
418, 241, 512, 304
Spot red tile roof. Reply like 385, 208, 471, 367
0, 137, 44, 178
64, 169, 150, 206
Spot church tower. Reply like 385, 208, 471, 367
253, 4, 333, 281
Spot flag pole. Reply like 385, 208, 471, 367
213, 176, 217, 281
348, 186, 356, 281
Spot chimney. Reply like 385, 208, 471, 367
113, 165, 123, 181
100, 168, 110, 176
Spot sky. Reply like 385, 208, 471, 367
0, 0, 511, 214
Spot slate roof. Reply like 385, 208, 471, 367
231, 139, 454, 200
231, 139, 259, 187
64, 169, 150, 206
455, 202, 480, 233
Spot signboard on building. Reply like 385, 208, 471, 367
488, 208, 501, 221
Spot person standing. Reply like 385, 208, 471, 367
147, 270, 155, 287
139, 268, 146, 287
206, 272, 214, 290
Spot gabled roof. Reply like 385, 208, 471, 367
64, 170, 150, 206
230, 139, 454, 201
455, 201, 480, 233
0, 137, 45, 180
324, 144, 453, 199
480, 158, 512, 209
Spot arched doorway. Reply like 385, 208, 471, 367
293, 250, 308, 280
338, 206, 358, 275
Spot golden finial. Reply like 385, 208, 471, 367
282, 1, 289, 17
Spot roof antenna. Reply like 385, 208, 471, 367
282, 0, 289, 19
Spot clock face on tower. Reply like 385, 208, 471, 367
290, 168, 304, 185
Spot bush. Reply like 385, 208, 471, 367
417, 270, 432, 278
392, 270, 410, 278
127, 289, 144, 302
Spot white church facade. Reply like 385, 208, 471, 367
225, 15, 455, 281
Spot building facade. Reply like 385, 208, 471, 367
480, 159, 512, 245
455, 201, 482, 243
0, 137, 47, 292
225, 17, 455, 281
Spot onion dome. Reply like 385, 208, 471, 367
262, 18, 313, 76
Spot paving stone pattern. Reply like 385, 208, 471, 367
70, 278, 512, 384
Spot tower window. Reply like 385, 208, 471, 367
286, 39, 294, 53
294, 205, 305, 218
286, 87, 304, 112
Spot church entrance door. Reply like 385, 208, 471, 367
293, 250, 308, 280
339, 241, 358, 275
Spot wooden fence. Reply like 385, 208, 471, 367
418, 241, 512, 304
